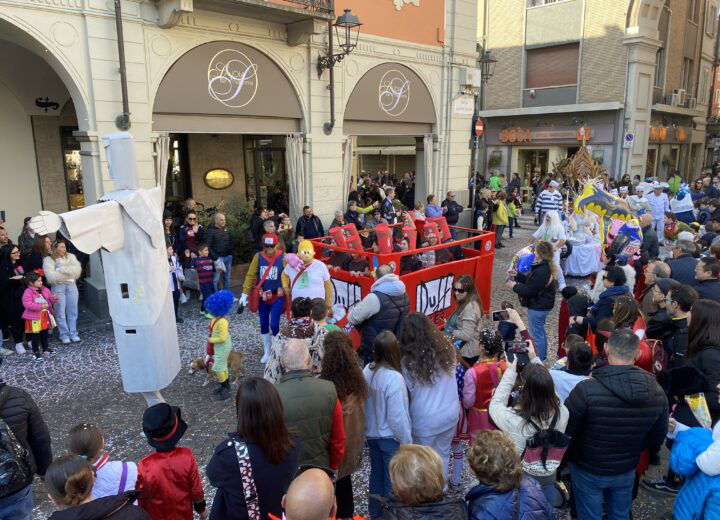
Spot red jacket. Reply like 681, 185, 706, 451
137, 448, 204, 520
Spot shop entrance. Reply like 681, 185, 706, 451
163, 133, 288, 213
355, 136, 416, 179
518, 149, 549, 184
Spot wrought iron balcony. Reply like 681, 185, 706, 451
279, 0, 334, 15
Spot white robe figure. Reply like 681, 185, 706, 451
31, 132, 180, 402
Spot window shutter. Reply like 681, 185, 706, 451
525, 43, 580, 89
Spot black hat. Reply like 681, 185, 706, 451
142, 403, 187, 451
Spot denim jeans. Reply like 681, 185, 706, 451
570, 463, 635, 520
553, 249, 566, 289
213, 255, 233, 292
52, 283, 79, 340
367, 438, 400, 519
0, 484, 33, 520
527, 308, 550, 359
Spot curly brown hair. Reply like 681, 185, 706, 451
399, 312, 456, 385
467, 430, 522, 492
320, 330, 368, 400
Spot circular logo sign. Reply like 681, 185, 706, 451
378, 69, 410, 117
484, 240, 492, 251
207, 49, 259, 108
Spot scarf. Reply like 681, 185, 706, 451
281, 317, 314, 339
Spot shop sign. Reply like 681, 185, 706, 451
207, 49, 259, 108
378, 69, 411, 117
453, 96, 474, 116
500, 127, 532, 143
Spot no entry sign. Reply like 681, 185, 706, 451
475, 119, 484, 137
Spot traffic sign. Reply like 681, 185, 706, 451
623, 132, 634, 148
475, 119, 484, 137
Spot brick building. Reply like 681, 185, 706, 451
477, 0, 718, 187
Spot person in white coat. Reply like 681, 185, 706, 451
627, 184, 651, 217
363, 330, 412, 519
646, 181, 670, 242
31, 132, 180, 407
43, 240, 82, 344
398, 312, 460, 480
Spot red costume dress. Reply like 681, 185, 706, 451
463, 359, 506, 433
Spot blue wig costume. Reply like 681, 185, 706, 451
204, 290, 234, 399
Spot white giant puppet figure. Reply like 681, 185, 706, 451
31, 132, 180, 406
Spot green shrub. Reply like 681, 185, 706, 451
197, 198, 255, 263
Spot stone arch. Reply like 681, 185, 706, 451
626, 0, 665, 37
151, 40, 305, 133
343, 62, 438, 135
0, 14, 92, 129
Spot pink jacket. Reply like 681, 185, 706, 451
21, 286, 55, 321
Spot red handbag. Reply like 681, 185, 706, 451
248, 253, 279, 313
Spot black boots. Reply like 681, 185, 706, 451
216, 380, 231, 401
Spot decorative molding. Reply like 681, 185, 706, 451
51, 21, 78, 47
392, 0, 419, 11
156, 0, 193, 29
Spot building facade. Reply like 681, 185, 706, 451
0, 0, 479, 315
477, 0, 718, 187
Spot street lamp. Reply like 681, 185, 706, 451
470, 48, 498, 213
317, 8, 362, 135
317, 9, 362, 77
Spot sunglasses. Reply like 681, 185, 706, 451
453, 287, 466, 293
187, 217, 197, 221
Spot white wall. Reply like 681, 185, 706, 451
0, 81, 42, 240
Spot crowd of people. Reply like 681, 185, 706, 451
0, 165, 719, 520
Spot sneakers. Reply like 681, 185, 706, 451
44, 348, 54, 355
34, 354, 43, 362
640, 477, 680, 496
71, 336, 81, 343
15, 343, 26, 355
204, 312, 214, 319
61, 338, 71, 345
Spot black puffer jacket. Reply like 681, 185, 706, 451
512, 260, 555, 311
684, 346, 720, 425
205, 225, 234, 259
48, 491, 149, 519
0, 383, 52, 482
565, 365, 668, 476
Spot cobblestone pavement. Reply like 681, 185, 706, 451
3, 213, 673, 519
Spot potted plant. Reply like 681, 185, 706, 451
488, 154, 502, 168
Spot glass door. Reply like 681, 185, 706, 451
166, 134, 190, 203
243, 136, 288, 212
60, 127, 83, 209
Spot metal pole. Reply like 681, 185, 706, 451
114, 0, 131, 130
323, 20, 336, 135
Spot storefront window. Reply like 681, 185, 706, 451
646, 148, 658, 179
60, 127, 83, 209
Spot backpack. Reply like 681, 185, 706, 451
520, 413, 570, 477
0, 389, 33, 497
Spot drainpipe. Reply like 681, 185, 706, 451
323, 20, 336, 135
114, 0, 132, 130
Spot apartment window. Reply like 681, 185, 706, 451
525, 43, 580, 89
688, 0, 699, 24
527, 0, 570, 7
654, 48, 666, 88
681, 58, 694, 91
700, 66, 711, 104
706, 3, 717, 36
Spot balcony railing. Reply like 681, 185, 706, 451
273, 0, 334, 14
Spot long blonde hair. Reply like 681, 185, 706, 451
535, 241, 557, 282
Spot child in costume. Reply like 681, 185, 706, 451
66, 422, 138, 500
137, 404, 206, 519
191, 243, 215, 319
21, 272, 56, 360
204, 290, 235, 401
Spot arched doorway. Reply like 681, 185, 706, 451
343, 63, 437, 206
0, 19, 90, 240
152, 41, 304, 216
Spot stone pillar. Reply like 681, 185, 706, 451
414, 137, 426, 207
74, 130, 110, 319
622, 0, 664, 179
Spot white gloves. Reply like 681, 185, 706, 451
239, 294, 248, 306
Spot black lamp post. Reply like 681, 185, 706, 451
318, 8, 362, 135
470, 48, 498, 212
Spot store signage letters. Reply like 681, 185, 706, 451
500, 128, 532, 143
379, 69, 411, 117
207, 49, 259, 108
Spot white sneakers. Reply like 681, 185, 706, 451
61, 338, 71, 344
14, 343, 26, 355
71, 336, 81, 343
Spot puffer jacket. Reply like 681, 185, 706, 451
48, 491, 148, 519
565, 364, 668, 476
670, 425, 720, 520
43, 254, 82, 286
205, 225, 234, 259
512, 260, 555, 311
21, 285, 54, 321
466, 476, 552, 520
0, 382, 52, 494
587, 285, 629, 330
374, 496, 468, 520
